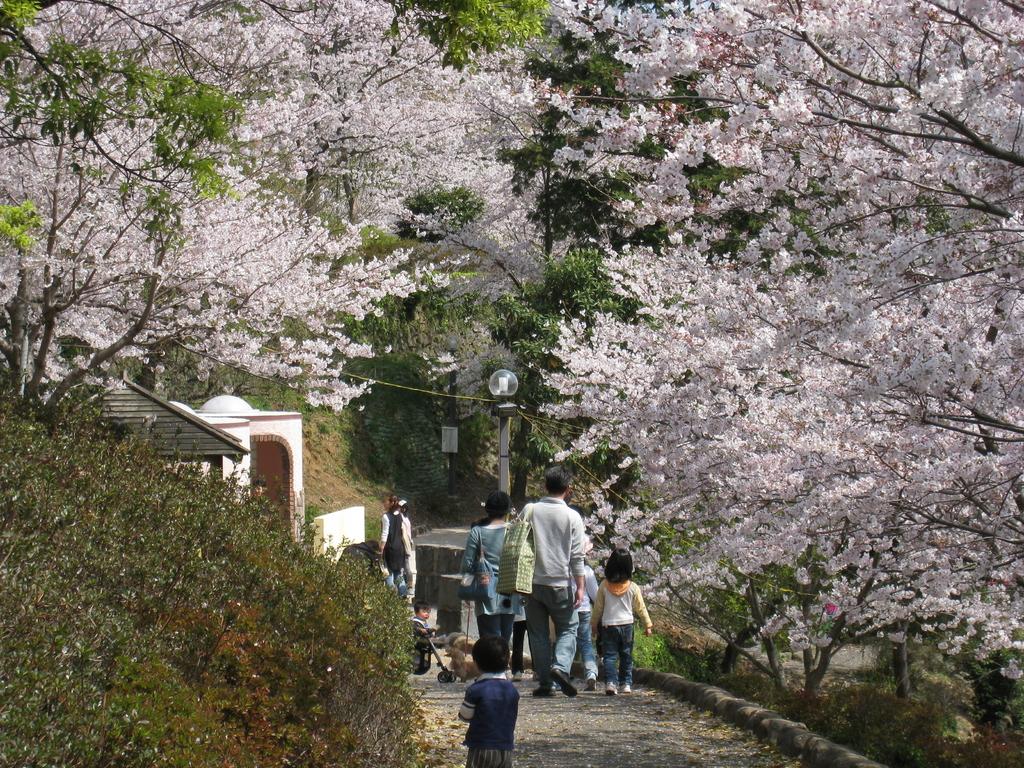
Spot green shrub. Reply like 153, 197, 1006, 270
633, 631, 720, 683
396, 186, 485, 242
784, 686, 944, 768
717, 670, 784, 706
962, 651, 1024, 728
717, 671, 1024, 768
0, 398, 416, 768
933, 728, 1024, 768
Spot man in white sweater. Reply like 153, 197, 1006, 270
525, 465, 586, 698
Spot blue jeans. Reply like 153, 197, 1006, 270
576, 610, 598, 680
601, 624, 634, 687
477, 612, 514, 645
385, 568, 407, 597
525, 584, 578, 689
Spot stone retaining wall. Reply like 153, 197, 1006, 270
413, 534, 472, 635
633, 669, 888, 768
413, 541, 464, 606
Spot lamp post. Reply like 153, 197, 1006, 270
488, 369, 518, 494
445, 336, 458, 495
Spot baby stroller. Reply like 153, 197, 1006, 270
343, 540, 382, 573
413, 623, 457, 683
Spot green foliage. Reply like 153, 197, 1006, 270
359, 225, 418, 258
1, 11, 241, 201
492, 248, 639, 372
962, 652, 1024, 728
488, 248, 642, 499
633, 631, 720, 684
0, 200, 41, 251
500, 115, 649, 252
0, 397, 417, 768
387, 0, 547, 68
787, 686, 942, 768
501, 17, 686, 255
344, 265, 482, 356
718, 673, 1024, 768
932, 729, 1024, 768
396, 185, 485, 242
1, 0, 36, 29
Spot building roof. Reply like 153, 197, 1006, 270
102, 379, 248, 459
199, 394, 259, 415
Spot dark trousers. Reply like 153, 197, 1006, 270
477, 612, 514, 645
467, 748, 513, 768
413, 640, 431, 675
511, 619, 528, 674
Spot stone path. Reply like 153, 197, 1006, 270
412, 673, 799, 768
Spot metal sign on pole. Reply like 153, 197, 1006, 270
441, 426, 459, 453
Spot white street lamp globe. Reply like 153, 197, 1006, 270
488, 369, 519, 397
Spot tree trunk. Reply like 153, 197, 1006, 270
11, 267, 29, 394
303, 164, 322, 215
342, 171, 357, 223
541, 169, 553, 257
722, 642, 740, 674
510, 418, 532, 508
721, 626, 756, 674
137, 345, 163, 391
763, 636, 786, 688
746, 581, 786, 687
803, 646, 835, 695
893, 637, 912, 698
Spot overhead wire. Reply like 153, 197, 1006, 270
521, 409, 595, 435
339, 369, 603, 433
339, 369, 497, 403
339, 370, 812, 599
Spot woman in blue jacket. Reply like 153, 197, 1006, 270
461, 491, 518, 644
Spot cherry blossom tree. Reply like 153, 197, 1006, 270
542, 0, 1024, 687
0, 0, 533, 407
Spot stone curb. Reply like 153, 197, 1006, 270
632, 668, 888, 768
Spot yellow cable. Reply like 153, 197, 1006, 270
341, 370, 497, 402
345, 378, 808, 599
522, 410, 593, 435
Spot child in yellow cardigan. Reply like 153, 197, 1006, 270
591, 548, 653, 695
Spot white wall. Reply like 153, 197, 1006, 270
196, 417, 251, 483
313, 506, 366, 559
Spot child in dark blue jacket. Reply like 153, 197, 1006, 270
458, 636, 520, 768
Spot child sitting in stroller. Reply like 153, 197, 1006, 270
412, 601, 435, 674
411, 601, 458, 682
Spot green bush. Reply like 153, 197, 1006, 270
396, 186, 485, 242
0, 398, 417, 768
784, 686, 943, 768
717, 672, 1024, 768
933, 728, 1024, 768
962, 651, 1024, 728
633, 631, 720, 684
717, 670, 782, 707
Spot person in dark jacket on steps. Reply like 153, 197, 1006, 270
379, 494, 408, 597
